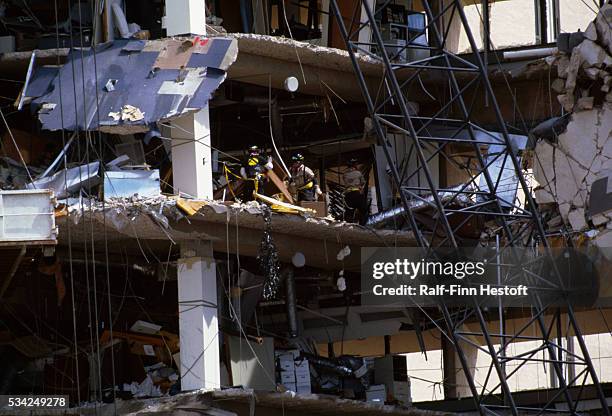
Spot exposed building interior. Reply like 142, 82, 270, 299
0, 0, 611, 415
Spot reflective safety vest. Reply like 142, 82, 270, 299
245, 156, 266, 177
248, 157, 259, 167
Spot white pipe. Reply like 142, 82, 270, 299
503, 47, 557, 61
38, 133, 76, 179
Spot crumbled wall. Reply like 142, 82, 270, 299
534, 103, 612, 232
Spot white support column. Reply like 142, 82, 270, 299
171, 110, 213, 199
168, 0, 218, 394
177, 241, 220, 391
166, 0, 213, 200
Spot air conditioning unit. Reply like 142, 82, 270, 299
0, 190, 57, 245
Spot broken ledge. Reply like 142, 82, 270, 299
55, 197, 417, 271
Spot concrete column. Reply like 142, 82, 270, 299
165, 0, 207, 37
177, 241, 220, 391
165, 0, 213, 200
171, 110, 213, 199
442, 327, 479, 399
441, 335, 457, 399
454, 330, 480, 398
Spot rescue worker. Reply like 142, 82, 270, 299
342, 158, 367, 223
288, 153, 318, 202
240, 145, 273, 200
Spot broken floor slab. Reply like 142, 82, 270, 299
22, 37, 237, 133
55, 197, 417, 271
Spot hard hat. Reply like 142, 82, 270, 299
248, 145, 260, 155
348, 158, 359, 166
291, 152, 304, 162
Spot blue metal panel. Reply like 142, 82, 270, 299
24, 66, 58, 98
27, 37, 237, 132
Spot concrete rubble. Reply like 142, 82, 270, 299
550, 4, 612, 112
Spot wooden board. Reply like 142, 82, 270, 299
266, 169, 294, 204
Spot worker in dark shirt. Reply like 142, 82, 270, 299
343, 158, 367, 223
240, 145, 272, 200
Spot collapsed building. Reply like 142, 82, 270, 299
0, 1, 610, 415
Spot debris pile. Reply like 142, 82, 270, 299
106, 321, 181, 399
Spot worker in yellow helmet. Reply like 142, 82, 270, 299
240, 145, 273, 200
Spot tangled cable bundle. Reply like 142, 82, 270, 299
258, 206, 281, 300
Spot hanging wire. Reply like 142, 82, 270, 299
84, 0, 118, 408
52, 0, 84, 405
266, 75, 292, 178
279, 2, 306, 84
62, 0, 100, 408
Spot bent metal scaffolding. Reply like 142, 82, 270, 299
329, 1, 611, 415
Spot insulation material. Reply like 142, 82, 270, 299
108, 105, 145, 122
23, 37, 237, 133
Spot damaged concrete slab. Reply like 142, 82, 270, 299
55, 197, 416, 271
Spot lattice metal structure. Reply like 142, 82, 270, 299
329, 1, 610, 414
